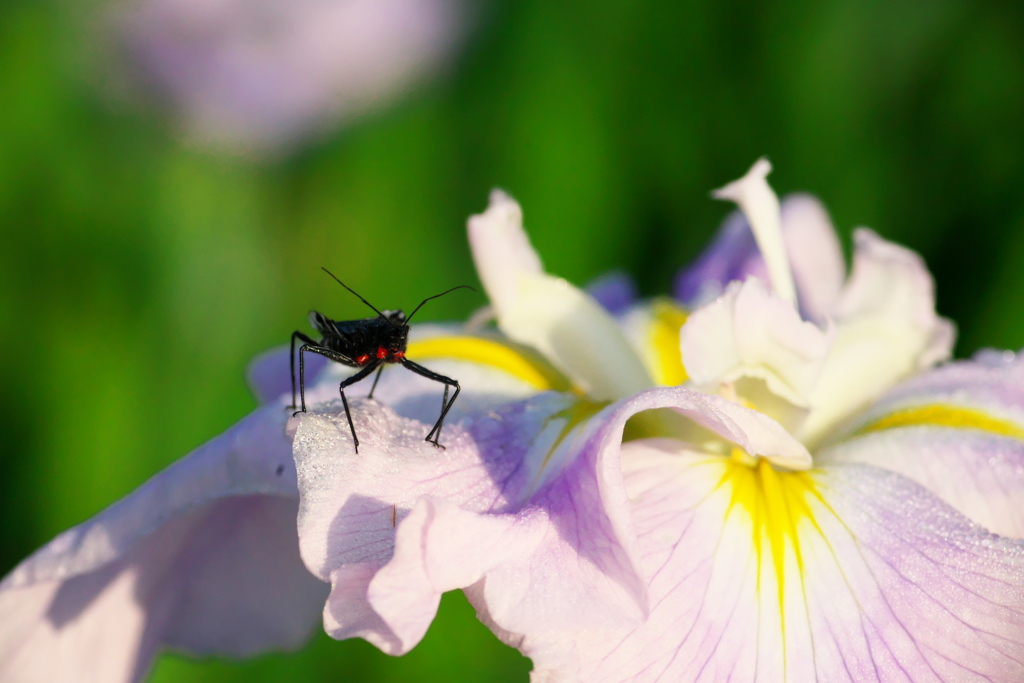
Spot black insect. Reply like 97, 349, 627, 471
290, 268, 474, 453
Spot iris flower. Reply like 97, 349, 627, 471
3, 160, 1023, 682
291, 160, 1024, 680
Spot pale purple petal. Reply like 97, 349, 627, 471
781, 194, 845, 321
674, 194, 844, 321
247, 344, 325, 405
807, 464, 1024, 681
292, 386, 809, 654
674, 207, 758, 307
0, 560, 150, 682
821, 429, 1024, 539
360, 496, 549, 652
293, 393, 649, 655
156, 495, 328, 654
819, 350, 1024, 537
585, 270, 638, 315
0, 404, 327, 681
526, 441, 1024, 682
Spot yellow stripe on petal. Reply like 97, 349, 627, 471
723, 459, 820, 671
856, 404, 1024, 439
647, 299, 689, 386
407, 335, 578, 393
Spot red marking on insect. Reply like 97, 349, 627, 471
356, 354, 371, 365
392, 350, 405, 360
376, 346, 388, 360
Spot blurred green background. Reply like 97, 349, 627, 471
1, 0, 1023, 680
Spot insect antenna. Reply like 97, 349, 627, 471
321, 267, 394, 325
406, 285, 477, 323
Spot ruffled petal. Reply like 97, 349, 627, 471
0, 404, 327, 682
526, 441, 1024, 682
854, 348, 1024, 421
292, 393, 647, 655
801, 229, 956, 445
680, 278, 830, 408
819, 350, 1024, 537
292, 387, 810, 655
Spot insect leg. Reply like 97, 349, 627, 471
400, 359, 460, 449
290, 331, 319, 409
295, 344, 351, 414
336, 360, 383, 454
367, 364, 385, 399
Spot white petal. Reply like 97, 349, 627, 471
467, 189, 543, 320
467, 191, 652, 400
681, 278, 831, 408
801, 229, 956, 445
500, 273, 654, 400
712, 158, 796, 303
674, 193, 844, 322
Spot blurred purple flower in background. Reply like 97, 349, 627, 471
117, 0, 465, 152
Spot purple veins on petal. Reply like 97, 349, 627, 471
524, 441, 1024, 682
